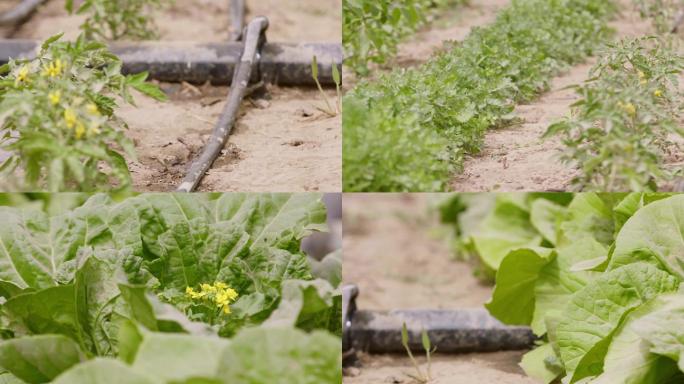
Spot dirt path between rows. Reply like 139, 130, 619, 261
343, 194, 538, 384
451, 7, 653, 191
7, 0, 341, 43
1, 0, 341, 192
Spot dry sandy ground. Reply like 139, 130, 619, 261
451, 6, 658, 191
1, 0, 341, 192
123, 84, 340, 192
343, 194, 539, 384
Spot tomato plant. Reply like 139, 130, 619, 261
545, 37, 684, 191
0, 34, 167, 192
65, 0, 171, 41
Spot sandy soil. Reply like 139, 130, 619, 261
123, 84, 340, 192
1, 0, 342, 192
451, 7, 657, 192
343, 194, 538, 384
8, 0, 341, 43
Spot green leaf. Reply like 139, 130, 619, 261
470, 195, 542, 270
556, 263, 678, 381
217, 328, 341, 384
264, 279, 341, 336
519, 343, 563, 384
0, 335, 84, 384
611, 195, 684, 279
633, 292, 684, 372
131, 333, 228, 382
591, 296, 684, 384
311, 56, 319, 79
486, 248, 555, 328
53, 358, 155, 384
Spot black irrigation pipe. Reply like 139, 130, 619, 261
342, 285, 536, 365
229, 0, 246, 41
176, 16, 268, 193
0, 39, 342, 86
0, 0, 45, 26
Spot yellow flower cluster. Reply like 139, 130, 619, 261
62, 102, 102, 140
654, 89, 663, 98
41, 59, 65, 78
186, 282, 238, 314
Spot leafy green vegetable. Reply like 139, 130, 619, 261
0, 193, 341, 383
445, 193, 684, 382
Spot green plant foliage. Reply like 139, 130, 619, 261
0, 34, 167, 192
545, 37, 684, 191
65, 0, 171, 41
343, 0, 466, 76
343, 0, 617, 192
0, 193, 342, 383
443, 193, 684, 383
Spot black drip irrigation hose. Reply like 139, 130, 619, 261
342, 285, 536, 366
0, 0, 44, 26
176, 16, 268, 192
229, 0, 246, 41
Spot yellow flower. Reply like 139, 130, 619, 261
41, 59, 64, 78
200, 283, 216, 293
48, 90, 61, 106
215, 282, 228, 290
224, 288, 238, 301
64, 108, 77, 129
75, 121, 86, 140
638, 71, 645, 79
622, 102, 636, 117
86, 103, 100, 116
654, 89, 663, 97
185, 287, 195, 296
15, 65, 30, 86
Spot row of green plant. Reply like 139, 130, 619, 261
545, 37, 684, 191
0, 193, 342, 383
440, 193, 684, 383
0, 34, 166, 192
343, 0, 617, 192
343, 0, 467, 77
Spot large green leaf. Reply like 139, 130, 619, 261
486, 248, 555, 328
591, 297, 683, 384
264, 279, 342, 336
52, 359, 155, 384
611, 195, 684, 279
130, 333, 228, 382
556, 263, 678, 382
0, 335, 84, 383
633, 292, 684, 372
470, 195, 542, 270
217, 328, 341, 384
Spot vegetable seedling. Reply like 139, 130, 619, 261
401, 322, 434, 383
